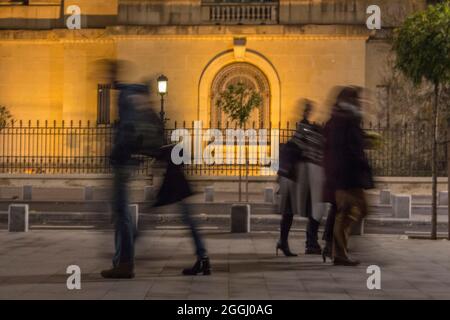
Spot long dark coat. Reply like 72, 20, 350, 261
323, 105, 374, 202
153, 146, 193, 207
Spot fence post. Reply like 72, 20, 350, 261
448, 118, 450, 240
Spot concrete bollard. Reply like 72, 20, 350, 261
392, 195, 412, 219
264, 187, 274, 204
84, 186, 94, 201
438, 191, 448, 206
144, 186, 155, 201
380, 190, 391, 205
23, 185, 32, 201
350, 218, 365, 236
205, 186, 214, 203
8, 204, 29, 232
231, 204, 251, 233
129, 204, 139, 232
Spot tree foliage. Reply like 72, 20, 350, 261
392, 0, 450, 240
393, 0, 450, 86
216, 82, 262, 127
0, 105, 12, 130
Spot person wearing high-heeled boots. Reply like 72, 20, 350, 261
276, 141, 302, 257
291, 102, 326, 255
276, 101, 327, 256
323, 87, 374, 266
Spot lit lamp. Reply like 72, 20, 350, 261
157, 75, 168, 124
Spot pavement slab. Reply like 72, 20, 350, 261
0, 230, 449, 300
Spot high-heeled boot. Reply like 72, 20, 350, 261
305, 217, 322, 255
277, 214, 297, 257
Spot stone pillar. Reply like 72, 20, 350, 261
8, 204, 29, 232
84, 186, 94, 201
23, 185, 32, 201
392, 195, 412, 219
438, 191, 448, 206
129, 204, 139, 232
448, 119, 450, 240
264, 187, 274, 204
205, 186, 214, 203
231, 204, 251, 233
144, 186, 155, 201
380, 190, 391, 205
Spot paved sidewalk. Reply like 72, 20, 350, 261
0, 230, 449, 300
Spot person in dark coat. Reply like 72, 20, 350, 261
322, 86, 374, 266
101, 62, 155, 279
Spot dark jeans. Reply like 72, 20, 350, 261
112, 165, 135, 267
180, 202, 207, 258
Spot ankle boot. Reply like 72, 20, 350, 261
101, 263, 135, 279
333, 257, 361, 266
182, 256, 211, 276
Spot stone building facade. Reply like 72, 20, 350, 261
0, 0, 430, 127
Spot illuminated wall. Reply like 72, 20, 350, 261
0, 26, 367, 126
0, 0, 428, 126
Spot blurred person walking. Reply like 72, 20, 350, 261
276, 100, 327, 256
322, 87, 374, 266
153, 146, 211, 276
100, 61, 164, 279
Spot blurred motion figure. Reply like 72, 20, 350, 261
99, 60, 163, 279
322, 87, 374, 266
277, 100, 326, 256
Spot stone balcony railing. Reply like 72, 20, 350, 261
202, 2, 279, 25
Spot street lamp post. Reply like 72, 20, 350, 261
157, 75, 168, 125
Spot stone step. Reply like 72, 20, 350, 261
1, 212, 448, 235
411, 205, 448, 215
0, 199, 448, 218
2, 186, 444, 203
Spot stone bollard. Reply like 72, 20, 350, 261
231, 204, 251, 233
8, 204, 29, 232
350, 218, 365, 236
392, 195, 412, 219
438, 191, 448, 206
380, 190, 391, 205
264, 187, 274, 204
144, 186, 155, 201
23, 185, 32, 201
129, 204, 139, 232
84, 186, 94, 201
205, 186, 214, 203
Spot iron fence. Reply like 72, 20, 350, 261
0, 120, 151, 175
0, 120, 447, 177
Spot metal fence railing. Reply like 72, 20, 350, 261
0, 120, 447, 177
0, 120, 151, 175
